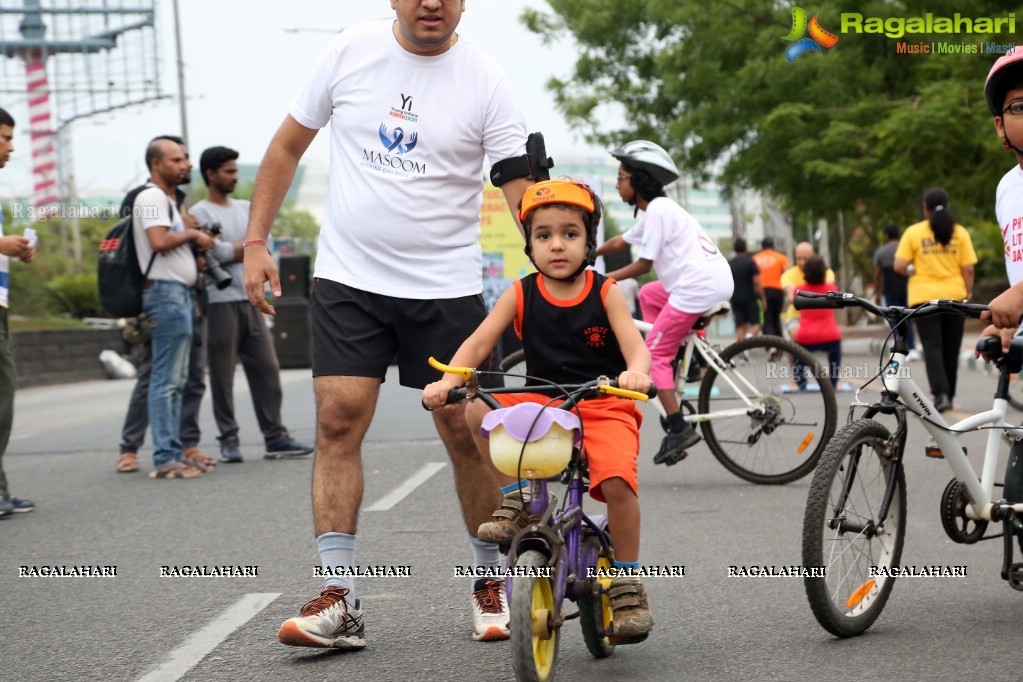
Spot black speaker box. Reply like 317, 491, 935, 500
279, 255, 311, 299
273, 297, 311, 369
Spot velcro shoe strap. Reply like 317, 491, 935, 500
499, 496, 527, 512
609, 584, 642, 601
610, 594, 642, 609
492, 507, 523, 521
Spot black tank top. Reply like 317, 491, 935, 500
514, 270, 626, 385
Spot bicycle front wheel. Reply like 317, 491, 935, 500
803, 419, 906, 637
578, 535, 615, 659
510, 550, 560, 682
697, 335, 837, 484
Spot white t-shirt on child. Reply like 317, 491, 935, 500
997, 165, 1023, 287
621, 196, 734, 313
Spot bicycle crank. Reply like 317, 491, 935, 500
940, 478, 988, 544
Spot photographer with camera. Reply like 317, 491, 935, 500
122, 136, 215, 479
115, 136, 217, 477
191, 146, 311, 463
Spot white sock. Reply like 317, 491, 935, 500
317, 531, 357, 598
468, 533, 501, 584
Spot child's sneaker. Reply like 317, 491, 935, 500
609, 576, 654, 639
653, 426, 701, 465
471, 578, 510, 641
477, 491, 531, 543
277, 587, 366, 649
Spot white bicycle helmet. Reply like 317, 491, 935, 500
609, 140, 680, 186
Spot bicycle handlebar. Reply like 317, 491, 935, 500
424, 356, 655, 410
794, 291, 988, 323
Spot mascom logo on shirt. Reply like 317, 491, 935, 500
361, 92, 426, 179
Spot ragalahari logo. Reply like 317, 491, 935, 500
783, 6, 839, 62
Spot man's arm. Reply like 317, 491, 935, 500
244, 115, 318, 314
498, 177, 531, 240
873, 264, 883, 303
595, 235, 631, 257
893, 257, 910, 276
607, 258, 653, 283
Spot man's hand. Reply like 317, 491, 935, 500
983, 286, 1023, 330
0, 235, 30, 259
18, 245, 36, 263
617, 370, 652, 395
190, 229, 215, 253
977, 324, 1017, 360
243, 246, 280, 315
182, 213, 199, 230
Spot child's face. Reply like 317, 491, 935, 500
995, 86, 1023, 160
615, 163, 635, 203
529, 206, 588, 277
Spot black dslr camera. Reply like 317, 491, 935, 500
194, 222, 232, 290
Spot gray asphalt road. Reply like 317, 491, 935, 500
2, 347, 1022, 681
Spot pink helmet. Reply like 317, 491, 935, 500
985, 50, 1023, 116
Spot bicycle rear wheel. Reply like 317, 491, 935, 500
510, 550, 560, 682
500, 349, 529, 388
803, 419, 905, 637
697, 335, 837, 484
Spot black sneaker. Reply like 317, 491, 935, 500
0, 496, 13, 518
265, 432, 314, 460
653, 428, 701, 465
0, 496, 34, 514
219, 436, 243, 463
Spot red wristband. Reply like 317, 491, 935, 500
243, 239, 267, 247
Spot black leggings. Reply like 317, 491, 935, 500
913, 312, 964, 400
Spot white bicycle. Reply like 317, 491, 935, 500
796, 291, 1023, 637
501, 303, 838, 484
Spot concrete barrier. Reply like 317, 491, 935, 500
12, 328, 126, 388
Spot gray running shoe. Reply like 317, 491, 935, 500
278, 587, 366, 649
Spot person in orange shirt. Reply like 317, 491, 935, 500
752, 237, 789, 337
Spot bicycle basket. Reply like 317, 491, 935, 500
480, 402, 582, 478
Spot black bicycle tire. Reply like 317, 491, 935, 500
802, 419, 906, 637
696, 334, 838, 484
577, 536, 615, 659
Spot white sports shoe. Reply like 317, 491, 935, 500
907, 349, 922, 361
278, 587, 366, 649
471, 578, 510, 641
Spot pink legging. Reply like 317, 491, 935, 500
638, 281, 703, 389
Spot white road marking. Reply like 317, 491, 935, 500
365, 462, 447, 511
137, 592, 281, 682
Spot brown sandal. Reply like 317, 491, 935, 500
149, 461, 203, 479
183, 447, 216, 473
116, 452, 140, 474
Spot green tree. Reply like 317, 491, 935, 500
525, 0, 1018, 287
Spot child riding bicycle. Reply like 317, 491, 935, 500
423, 179, 656, 639
595, 140, 734, 466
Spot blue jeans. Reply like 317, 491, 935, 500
143, 281, 194, 468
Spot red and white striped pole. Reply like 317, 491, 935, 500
24, 50, 59, 217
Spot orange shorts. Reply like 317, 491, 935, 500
492, 393, 642, 503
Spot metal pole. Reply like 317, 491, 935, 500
171, 0, 188, 148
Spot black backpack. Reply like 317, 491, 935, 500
97, 185, 171, 318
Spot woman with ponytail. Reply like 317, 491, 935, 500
893, 188, 977, 412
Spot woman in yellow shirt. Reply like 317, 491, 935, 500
893, 188, 977, 413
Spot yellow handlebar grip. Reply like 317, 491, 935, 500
599, 385, 649, 402
428, 356, 474, 380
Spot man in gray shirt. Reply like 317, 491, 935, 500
191, 146, 311, 462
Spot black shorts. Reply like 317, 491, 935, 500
731, 298, 760, 327
310, 279, 502, 389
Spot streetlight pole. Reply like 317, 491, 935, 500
171, 0, 188, 148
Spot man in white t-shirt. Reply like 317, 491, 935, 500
243, 2, 531, 649
191, 146, 312, 464
597, 140, 734, 466
134, 138, 214, 479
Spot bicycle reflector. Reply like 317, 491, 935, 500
480, 403, 582, 478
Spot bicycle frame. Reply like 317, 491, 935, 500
633, 319, 766, 424
863, 348, 1023, 523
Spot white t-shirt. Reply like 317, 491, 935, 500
289, 20, 527, 299
621, 197, 734, 313
132, 185, 197, 286
997, 165, 1023, 286
190, 198, 251, 304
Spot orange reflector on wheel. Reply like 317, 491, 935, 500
846, 579, 875, 608
797, 433, 814, 454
